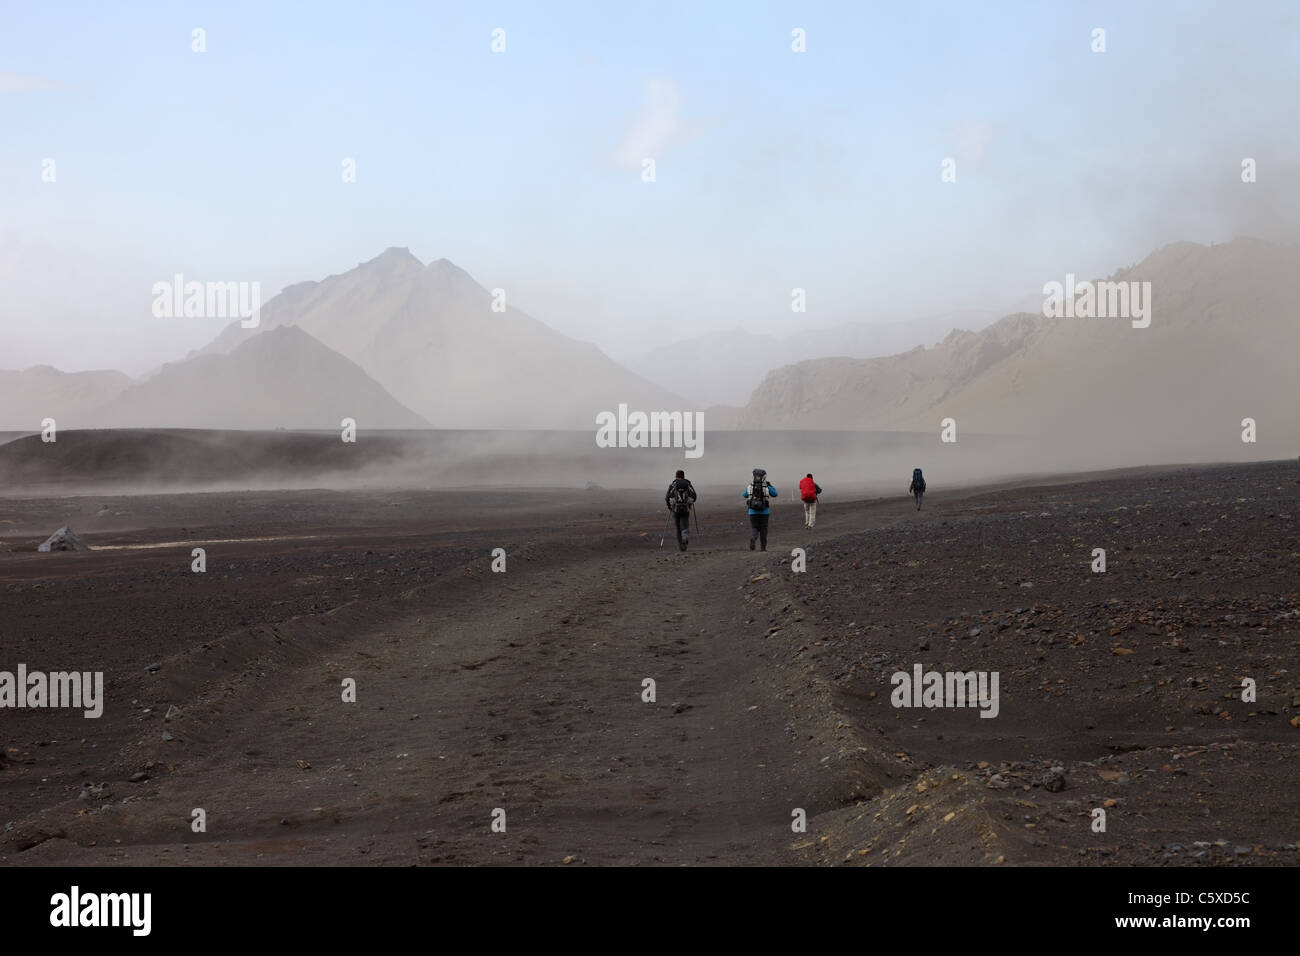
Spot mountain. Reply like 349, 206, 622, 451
739, 312, 1048, 430
197, 248, 690, 428
797, 309, 1004, 366
627, 328, 780, 408
0, 366, 132, 430
96, 325, 428, 429
627, 310, 1002, 407
739, 238, 1300, 462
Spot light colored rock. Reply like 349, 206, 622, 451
38, 526, 91, 552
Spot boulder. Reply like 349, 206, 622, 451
38, 526, 91, 552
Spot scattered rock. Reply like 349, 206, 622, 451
38, 527, 91, 552
1036, 766, 1067, 792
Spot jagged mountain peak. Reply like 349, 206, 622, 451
191, 250, 687, 428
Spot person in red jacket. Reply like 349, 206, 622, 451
798, 473, 822, 528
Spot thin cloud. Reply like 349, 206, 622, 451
614, 76, 683, 169
0, 71, 61, 92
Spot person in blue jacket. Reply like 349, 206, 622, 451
743, 467, 778, 551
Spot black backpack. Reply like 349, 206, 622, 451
912, 468, 926, 492
669, 481, 692, 514
748, 471, 769, 510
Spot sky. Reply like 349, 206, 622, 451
3, 0, 1298, 374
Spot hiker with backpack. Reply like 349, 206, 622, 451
665, 469, 697, 551
798, 473, 822, 529
743, 467, 778, 551
909, 468, 926, 510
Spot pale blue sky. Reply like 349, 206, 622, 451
3, 0, 1297, 373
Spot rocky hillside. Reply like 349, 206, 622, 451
739, 238, 1299, 462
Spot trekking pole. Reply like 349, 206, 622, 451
691, 502, 701, 537
659, 510, 671, 547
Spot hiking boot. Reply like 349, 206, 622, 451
749, 538, 756, 550
760, 545, 766, 551
679, 540, 687, 551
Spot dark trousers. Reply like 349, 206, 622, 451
674, 509, 691, 545
914, 491, 924, 510
749, 513, 769, 548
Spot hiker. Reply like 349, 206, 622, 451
665, 469, 697, 551
798, 473, 822, 529
743, 467, 778, 551
909, 468, 926, 510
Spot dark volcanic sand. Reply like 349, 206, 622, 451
1, 462, 1297, 866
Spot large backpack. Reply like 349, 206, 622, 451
912, 468, 926, 492
748, 470, 769, 510
669, 481, 692, 514
799, 476, 817, 502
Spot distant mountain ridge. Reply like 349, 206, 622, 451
738, 237, 1299, 461
0, 366, 132, 430
627, 309, 1003, 407
5, 239, 1292, 451
98, 325, 428, 429
197, 248, 691, 429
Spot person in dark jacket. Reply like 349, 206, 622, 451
908, 468, 926, 510
798, 473, 822, 528
665, 470, 697, 551
743, 467, 778, 551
